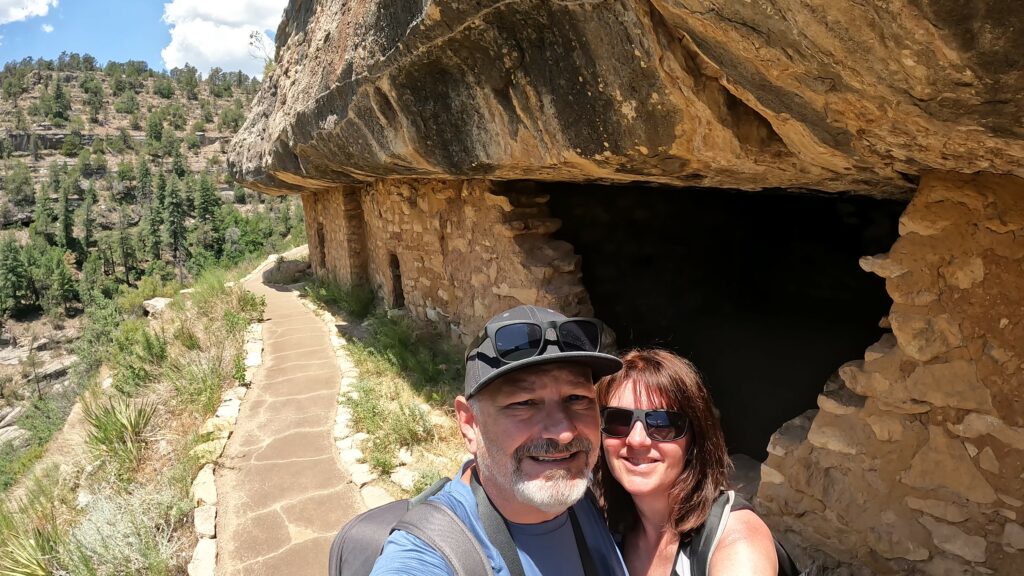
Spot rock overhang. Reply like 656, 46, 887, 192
229, 0, 1024, 198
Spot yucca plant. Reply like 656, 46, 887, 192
0, 502, 49, 576
81, 393, 157, 476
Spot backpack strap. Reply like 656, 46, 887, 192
394, 500, 494, 576
678, 490, 804, 576
470, 470, 528, 576
679, 490, 735, 576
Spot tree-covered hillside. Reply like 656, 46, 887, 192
0, 52, 301, 325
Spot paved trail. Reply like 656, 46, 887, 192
217, 265, 364, 575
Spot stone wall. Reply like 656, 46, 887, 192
303, 179, 593, 339
758, 172, 1024, 575
301, 186, 369, 285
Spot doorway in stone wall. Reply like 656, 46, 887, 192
315, 222, 326, 272
544, 184, 908, 461
389, 254, 405, 308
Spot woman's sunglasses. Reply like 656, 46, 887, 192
465, 318, 603, 363
601, 407, 690, 442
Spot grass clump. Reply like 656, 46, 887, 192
345, 377, 433, 474
305, 277, 376, 321
341, 313, 466, 482
110, 319, 168, 394
349, 313, 463, 406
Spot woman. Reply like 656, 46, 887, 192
596, 348, 779, 576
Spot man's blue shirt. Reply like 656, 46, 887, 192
368, 465, 627, 576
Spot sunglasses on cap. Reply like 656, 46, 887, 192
601, 407, 690, 442
465, 318, 604, 363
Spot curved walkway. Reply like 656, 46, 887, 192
216, 262, 364, 575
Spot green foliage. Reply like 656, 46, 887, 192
110, 319, 168, 394
304, 277, 376, 321
344, 377, 433, 474
72, 485, 183, 574
0, 500, 50, 575
152, 75, 175, 99
0, 397, 68, 493
113, 90, 139, 114
350, 314, 463, 404
411, 469, 446, 495
0, 235, 28, 316
217, 99, 245, 132
71, 292, 117, 360
3, 159, 34, 205
145, 112, 163, 147
167, 353, 224, 418
60, 130, 83, 156
82, 393, 157, 477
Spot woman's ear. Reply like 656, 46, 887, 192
454, 395, 479, 455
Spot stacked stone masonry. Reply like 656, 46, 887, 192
758, 172, 1024, 575
302, 179, 593, 339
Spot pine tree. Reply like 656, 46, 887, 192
79, 252, 104, 305
42, 250, 76, 317
116, 207, 134, 284
57, 178, 73, 249
171, 148, 187, 178
195, 171, 221, 223
78, 194, 95, 250
164, 177, 188, 273
154, 170, 167, 212
143, 212, 162, 262
0, 235, 28, 317
30, 187, 53, 241
136, 158, 152, 204
52, 78, 72, 122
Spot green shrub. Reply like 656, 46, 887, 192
72, 487, 183, 575
304, 277, 376, 321
81, 393, 157, 476
71, 296, 122, 386
111, 320, 168, 394
410, 469, 447, 495
366, 437, 398, 475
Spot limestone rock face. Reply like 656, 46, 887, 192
229, 0, 1024, 196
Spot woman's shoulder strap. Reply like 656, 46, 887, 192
676, 491, 735, 576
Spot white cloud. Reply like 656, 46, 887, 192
160, 0, 287, 78
40, 22, 52, 32
0, 0, 58, 26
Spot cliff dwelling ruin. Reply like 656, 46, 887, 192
230, 1, 1024, 573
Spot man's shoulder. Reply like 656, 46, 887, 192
369, 477, 490, 576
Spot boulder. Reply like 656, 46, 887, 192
142, 297, 173, 316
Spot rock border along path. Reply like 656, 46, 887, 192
214, 255, 365, 575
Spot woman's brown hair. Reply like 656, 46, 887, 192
595, 348, 731, 536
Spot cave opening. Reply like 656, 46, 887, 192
543, 184, 907, 461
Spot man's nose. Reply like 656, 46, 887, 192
625, 420, 651, 447
540, 403, 578, 445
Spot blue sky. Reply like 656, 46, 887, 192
0, 0, 287, 77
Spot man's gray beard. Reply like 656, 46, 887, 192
477, 435, 593, 514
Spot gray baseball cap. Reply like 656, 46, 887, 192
463, 305, 622, 398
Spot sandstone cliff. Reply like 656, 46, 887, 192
229, 0, 1022, 197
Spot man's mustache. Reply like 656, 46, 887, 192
514, 436, 593, 461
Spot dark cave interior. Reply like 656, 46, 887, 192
542, 183, 907, 460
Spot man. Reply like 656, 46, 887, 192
369, 305, 627, 576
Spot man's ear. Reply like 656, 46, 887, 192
454, 395, 479, 455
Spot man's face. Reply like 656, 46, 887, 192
456, 363, 599, 521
